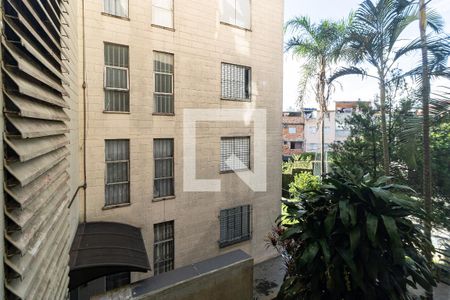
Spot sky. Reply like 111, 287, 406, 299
283, 0, 450, 111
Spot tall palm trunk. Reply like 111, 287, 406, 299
319, 58, 326, 175
379, 77, 390, 176
419, 0, 433, 299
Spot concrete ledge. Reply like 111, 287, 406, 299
93, 250, 254, 300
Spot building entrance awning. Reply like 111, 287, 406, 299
69, 222, 150, 290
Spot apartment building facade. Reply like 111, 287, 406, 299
302, 101, 371, 153
282, 111, 304, 160
75, 0, 283, 296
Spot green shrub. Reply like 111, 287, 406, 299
288, 172, 321, 199
273, 167, 435, 299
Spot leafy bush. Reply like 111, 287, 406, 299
273, 167, 435, 299
288, 172, 320, 199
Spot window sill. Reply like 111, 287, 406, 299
218, 236, 251, 248
220, 168, 251, 174
152, 113, 175, 116
220, 97, 251, 102
102, 203, 131, 210
101, 12, 130, 21
151, 24, 175, 32
103, 111, 131, 114
153, 195, 176, 202
220, 22, 251, 32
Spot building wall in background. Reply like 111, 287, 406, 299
80, 0, 283, 285
282, 112, 304, 158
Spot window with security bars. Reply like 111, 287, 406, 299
154, 221, 174, 275
154, 52, 174, 114
221, 63, 251, 101
104, 0, 128, 17
154, 139, 174, 198
105, 140, 130, 206
220, 137, 250, 172
104, 43, 129, 112
219, 205, 252, 248
152, 0, 174, 28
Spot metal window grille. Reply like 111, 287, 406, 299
104, 43, 130, 112
154, 52, 174, 113
221, 63, 251, 100
154, 221, 175, 275
152, 0, 174, 28
104, 0, 129, 17
154, 139, 174, 198
105, 272, 130, 291
219, 205, 252, 248
105, 140, 130, 206
220, 137, 250, 172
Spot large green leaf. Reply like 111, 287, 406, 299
339, 200, 350, 227
336, 247, 357, 274
280, 225, 302, 240
381, 215, 401, 246
324, 208, 337, 235
366, 213, 379, 244
319, 239, 331, 263
299, 242, 320, 266
350, 227, 361, 253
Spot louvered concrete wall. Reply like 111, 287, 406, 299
1, 0, 79, 299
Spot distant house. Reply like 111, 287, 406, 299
296, 101, 371, 154
282, 111, 305, 161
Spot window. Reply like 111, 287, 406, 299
307, 143, 320, 152
290, 141, 303, 150
154, 221, 174, 275
219, 205, 251, 247
308, 126, 317, 134
221, 63, 251, 101
105, 140, 130, 206
105, 272, 130, 291
104, 0, 129, 17
154, 52, 174, 114
104, 43, 129, 112
154, 139, 174, 198
219, 0, 251, 29
288, 127, 296, 134
220, 137, 250, 172
152, 0, 173, 28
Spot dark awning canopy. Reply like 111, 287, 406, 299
69, 222, 150, 290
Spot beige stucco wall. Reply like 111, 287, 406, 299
304, 112, 336, 151
79, 0, 283, 282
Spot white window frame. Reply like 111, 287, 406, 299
104, 66, 130, 92
105, 140, 130, 206
288, 127, 296, 134
219, 0, 251, 30
103, 0, 129, 18
153, 51, 174, 114
153, 138, 175, 199
152, 0, 174, 29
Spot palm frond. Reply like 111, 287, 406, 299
328, 66, 368, 84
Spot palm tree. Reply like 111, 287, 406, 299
330, 0, 443, 176
285, 17, 348, 175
